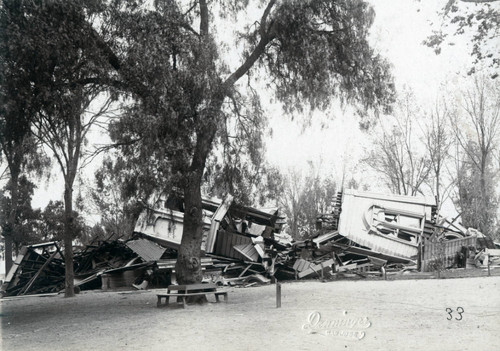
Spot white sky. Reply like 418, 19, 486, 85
28, 0, 497, 219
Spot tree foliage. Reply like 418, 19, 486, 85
424, 0, 500, 76
255, 0, 395, 113
2, 0, 116, 296
103, 0, 394, 196
452, 75, 500, 237
87, 156, 143, 241
455, 158, 498, 237
366, 90, 431, 196
0, 177, 42, 254
0, 0, 53, 272
37, 200, 89, 244
279, 166, 337, 240
422, 99, 453, 210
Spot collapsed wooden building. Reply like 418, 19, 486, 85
2, 189, 498, 297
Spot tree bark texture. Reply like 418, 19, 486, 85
63, 182, 75, 297
176, 173, 205, 285
175, 123, 217, 289
174, 124, 218, 304
4, 233, 13, 275
4, 169, 19, 274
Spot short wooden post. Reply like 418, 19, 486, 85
488, 254, 491, 276
276, 282, 281, 308
381, 266, 386, 280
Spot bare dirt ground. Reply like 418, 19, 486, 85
1, 276, 499, 351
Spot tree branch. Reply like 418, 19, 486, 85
223, 0, 277, 88
260, 0, 276, 38
199, 0, 209, 36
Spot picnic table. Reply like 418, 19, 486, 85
156, 283, 228, 308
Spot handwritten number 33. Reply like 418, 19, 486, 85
446, 307, 464, 321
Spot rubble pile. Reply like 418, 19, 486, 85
1, 242, 65, 296
2, 189, 499, 297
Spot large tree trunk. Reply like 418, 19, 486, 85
175, 110, 219, 305
175, 126, 216, 284
176, 171, 205, 285
63, 180, 75, 297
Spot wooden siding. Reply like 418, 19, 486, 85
421, 236, 477, 272
214, 230, 253, 261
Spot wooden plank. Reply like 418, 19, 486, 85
232, 234, 241, 260
216, 231, 224, 255
486, 249, 500, 257
167, 283, 217, 291
233, 244, 259, 262
336, 262, 358, 272
206, 195, 233, 253
368, 257, 387, 266
242, 244, 254, 256
19, 250, 58, 296
298, 259, 311, 272
254, 244, 265, 259
298, 259, 334, 278
159, 292, 214, 297
215, 230, 224, 256
238, 264, 253, 277
223, 231, 232, 257
229, 232, 236, 257
232, 234, 243, 260
230, 233, 238, 258
293, 259, 312, 272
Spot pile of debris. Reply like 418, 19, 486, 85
125, 189, 499, 282
1, 242, 66, 296
2, 189, 498, 297
1, 239, 160, 296
312, 189, 498, 274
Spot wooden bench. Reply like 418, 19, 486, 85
157, 283, 228, 308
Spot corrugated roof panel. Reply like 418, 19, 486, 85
126, 238, 166, 262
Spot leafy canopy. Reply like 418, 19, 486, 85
103, 0, 394, 203
424, 0, 500, 76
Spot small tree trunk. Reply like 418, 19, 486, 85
4, 234, 13, 274
479, 159, 489, 234
63, 182, 75, 298
4, 170, 19, 273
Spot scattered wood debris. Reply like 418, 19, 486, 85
1, 242, 65, 296
2, 189, 496, 297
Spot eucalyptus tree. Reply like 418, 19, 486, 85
101, 0, 395, 284
0, 0, 51, 272
0, 176, 42, 255
1, 0, 116, 296
33, 88, 112, 296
